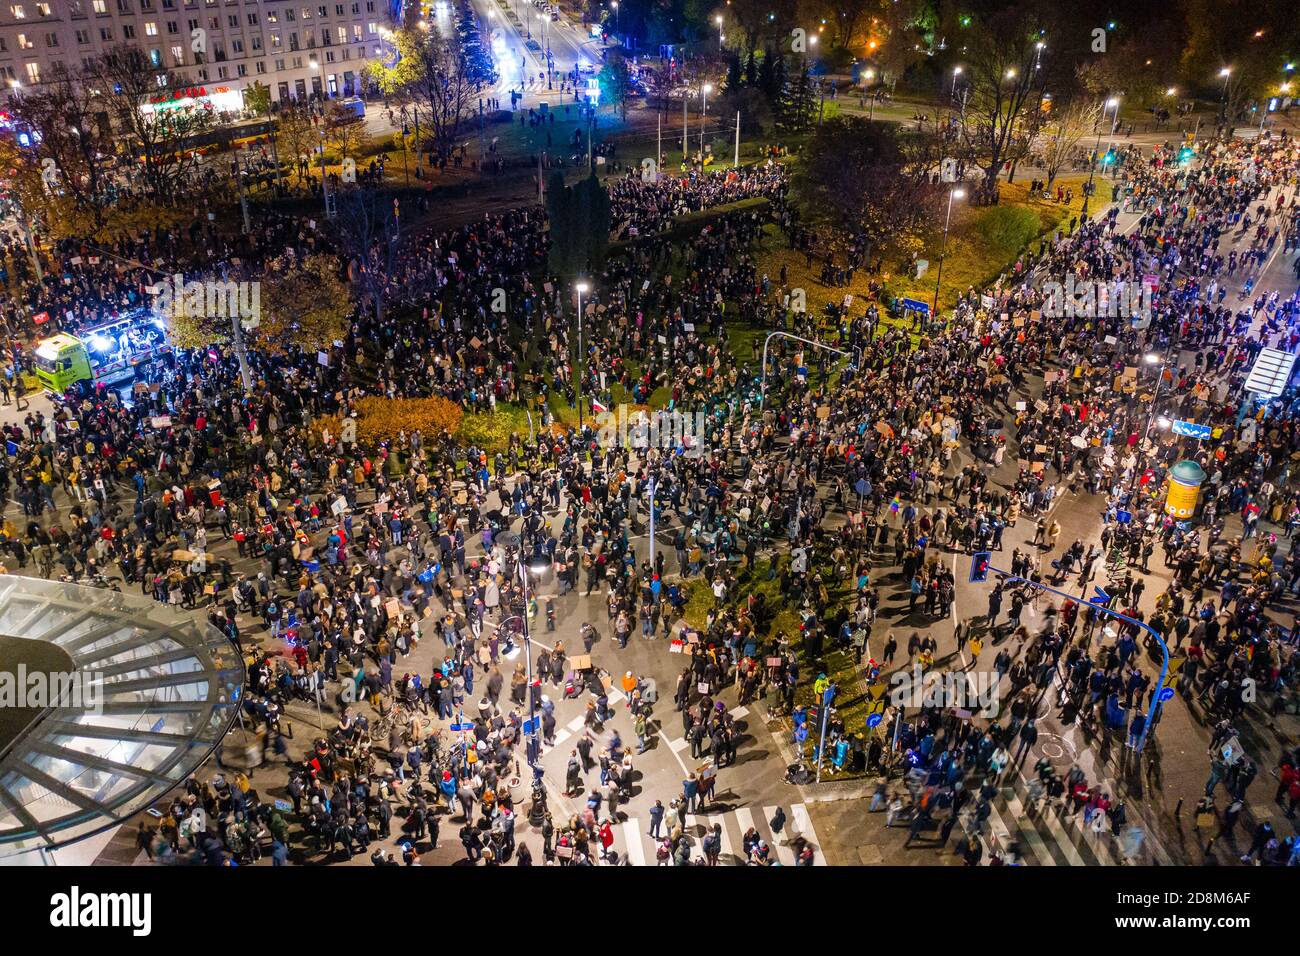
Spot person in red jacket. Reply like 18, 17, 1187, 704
1276, 762, 1300, 818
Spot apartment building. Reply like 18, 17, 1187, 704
0, 0, 404, 109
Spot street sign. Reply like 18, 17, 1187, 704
449, 722, 475, 732
1158, 686, 1175, 703
1115, 510, 1132, 525
1090, 586, 1111, 606
866, 712, 883, 728
1171, 419, 1213, 440
521, 717, 539, 736
899, 297, 930, 315
854, 478, 871, 498
969, 551, 991, 583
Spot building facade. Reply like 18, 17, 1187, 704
0, 0, 405, 108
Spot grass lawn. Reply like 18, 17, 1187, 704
752, 173, 1093, 330
676, 554, 875, 779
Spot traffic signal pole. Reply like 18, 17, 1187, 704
970, 561, 1170, 753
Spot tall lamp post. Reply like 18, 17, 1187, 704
1140, 351, 1166, 442
494, 531, 552, 823
715, 15, 724, 49
575, 280, 589, 429
930, 187, 965, 315
1082, 95, 1119, 215
699, 83, 712, 158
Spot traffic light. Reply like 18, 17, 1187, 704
969, 551, 991, 583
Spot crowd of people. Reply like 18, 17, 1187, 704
1, 112, 1299, 866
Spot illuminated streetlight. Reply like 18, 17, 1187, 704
932, 187, 965, 313
575, 282, 590, 427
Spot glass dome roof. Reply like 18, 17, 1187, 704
0, 576, 243, 858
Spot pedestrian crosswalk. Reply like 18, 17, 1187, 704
545, 687, 629, 752
570, 802, 825, 865
981, 774, 1168, 865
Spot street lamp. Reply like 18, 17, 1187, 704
1083, 95, 1119, 213
931, 187, 965, 316
1141, 352, 1166, 443
951, 65, 962, 96
493, 533, 552, 808
1103, 95, 1121, 177
611, 0, 619, 37
864, 68, 877, 118
575, 281, 589, 429
716, 15, 724, 49
700, 83, 712, 157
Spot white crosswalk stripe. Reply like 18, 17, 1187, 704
764, 806, 798, 865
620, 819, 645, 866
789, 804, 825, 865
581, 804, 816, 865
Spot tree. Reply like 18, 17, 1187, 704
274, 103, 320, 187
324, 101, 371, 163
1038, 98, 1102, 188
957, 6, 1050, 203
779, 59, 818, 133
370, 27, 481, 164
9, 65, 114, 231
815, 0, 873, 52
873, 0, 927, 88
244, 81, 272, 117
728, 0, 797, 60
793, 116, 944, 254
599, 54, 632, 120
89, 46, 216, 203
546, 172, 610, 275
258, 254, 352, 353
335, 188, 405, 324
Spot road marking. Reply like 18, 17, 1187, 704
790, 804, 825, 865
764, 806, 797, 865
702, 814, 733, 863
668, 735, 689, 753
620, 819, 645, 866
1002, 788, 1056, 866
551, 728, 572, 748
1033, 802, 1088, 866
733, 806, 755, 854
728, 705, 749, 719
565, 713, 585, 731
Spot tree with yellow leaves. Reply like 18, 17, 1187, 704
256, 254, 352, 354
